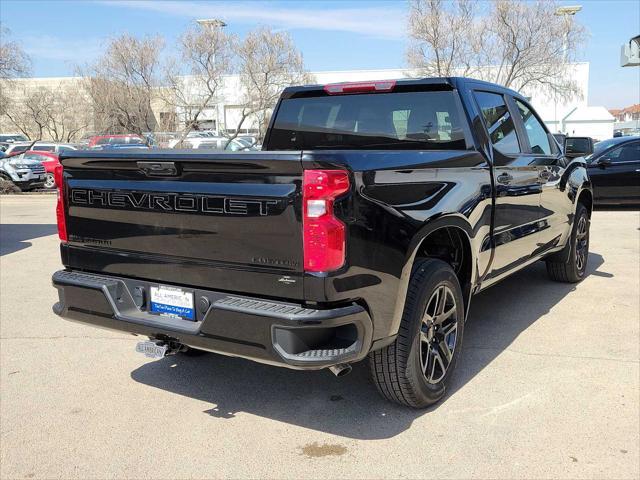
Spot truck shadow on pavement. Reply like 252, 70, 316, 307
0, 223, 58, 256
131, 253, 608, 440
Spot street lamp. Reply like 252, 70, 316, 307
555, 5, 582, 15
195, 18, 227, 135
553, 5, 582, 131
196, 19, 227, 29
555, 5, 582, 62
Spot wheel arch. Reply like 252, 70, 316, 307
389, 215, 477, 336
546, 174, 593, 264
577, 188, 593, 217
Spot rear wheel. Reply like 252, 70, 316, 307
369, 258, 465, 408
546, 203, 590, 283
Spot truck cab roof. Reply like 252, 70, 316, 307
282, 76, 524, 100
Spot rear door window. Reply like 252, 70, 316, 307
474, 91, 521, 155
269, 90, 467, 150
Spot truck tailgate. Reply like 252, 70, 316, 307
59, 151, 305, 300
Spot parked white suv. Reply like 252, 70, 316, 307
0, 152, 46, 191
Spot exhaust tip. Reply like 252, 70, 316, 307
329, 363, 352, 377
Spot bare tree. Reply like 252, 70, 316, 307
0, 24, 31, 119
165, 23, 235, 147
82, 34, 163, 135
3, 87, 48, 139
44, 86, 92, 142
408, 0, 587, 99
3, 82, 91, 141
407, 0, 477, 78
230, 27, 314, 144
0, 24, 30, 79
166, 25, 312, 148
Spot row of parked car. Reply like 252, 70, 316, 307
0, 133, 637, 204
0, 133, 261, 191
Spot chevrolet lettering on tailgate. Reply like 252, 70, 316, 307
69, 188, 282, 216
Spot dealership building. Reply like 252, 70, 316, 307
1, 62, 616, 141
176, 62, 615, 141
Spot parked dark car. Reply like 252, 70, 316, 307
552, 133, 566, 147
52, 77, 593, 408
88, 135, 150, 150
586, 137, 640, 205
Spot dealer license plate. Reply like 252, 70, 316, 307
135, 341, 167, 359
150, 285, 195, 320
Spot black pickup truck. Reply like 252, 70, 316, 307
52, 77, 593, 408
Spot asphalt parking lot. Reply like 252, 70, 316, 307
1, 194, 638, 480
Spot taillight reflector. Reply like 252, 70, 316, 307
302, 170, 350, 272
324, 80, 396, 95
54, 164, 67, 242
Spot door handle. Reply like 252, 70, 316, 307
496, 172, 513, 184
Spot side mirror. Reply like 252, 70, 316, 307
597, 157, 612, 168
564, 137, 594, 158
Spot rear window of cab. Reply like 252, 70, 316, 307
268, 90, 467, 150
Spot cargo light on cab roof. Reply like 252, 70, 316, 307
323, 80, 397, 95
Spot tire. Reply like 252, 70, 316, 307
369, 258, 465, 408
43, 173, 56, 189
546, 203, 590, 283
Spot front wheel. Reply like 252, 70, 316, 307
369, 258, 465, 408
43, 173, 56, 189
546, 203, 590, 283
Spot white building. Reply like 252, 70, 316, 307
1, 62, 614, 141
190, 62, 613, 140
562, 106, 616, 140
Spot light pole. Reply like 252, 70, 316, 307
195, 19, 227, 134
196, 19, 227, 29
554, 5, 582, 132
555, 5, 582, 62
555, 5, 582, 16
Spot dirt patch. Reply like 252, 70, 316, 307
300, 442, 347, 458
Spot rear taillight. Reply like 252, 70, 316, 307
323, 80, 396, 95
303, 170, 350, 272
54, 164, 67, 242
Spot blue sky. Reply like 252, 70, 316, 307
1, 0, 638, 108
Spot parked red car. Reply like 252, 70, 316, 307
22, 150, 59, 189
